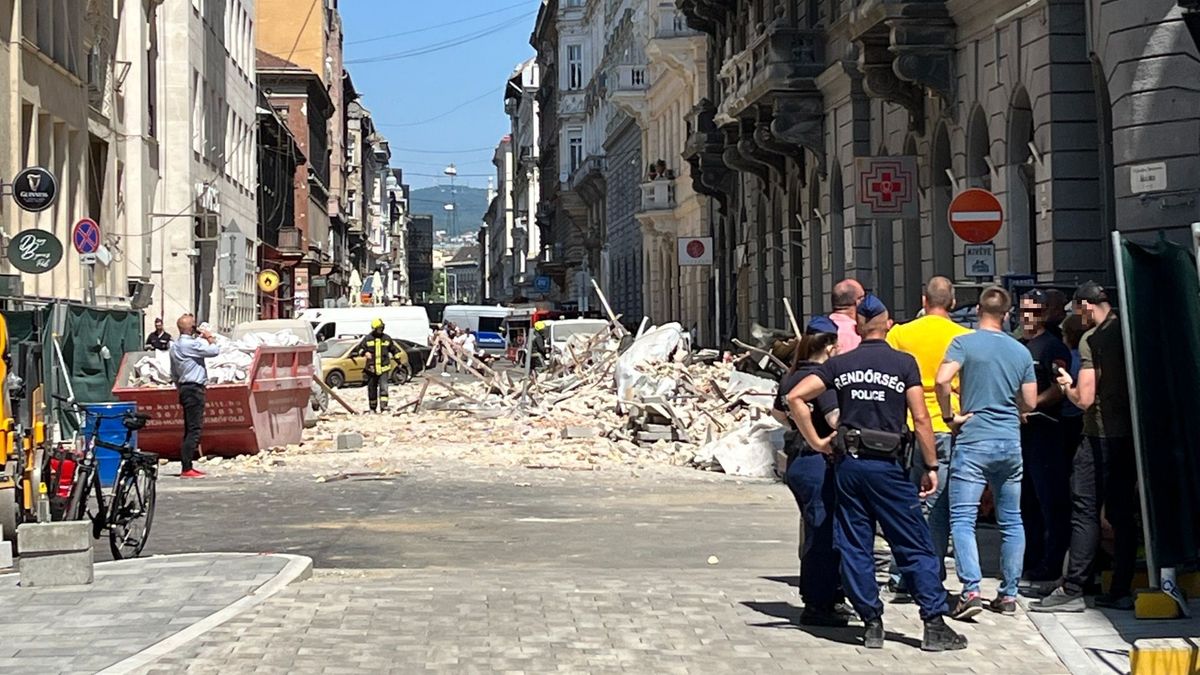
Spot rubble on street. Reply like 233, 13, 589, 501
198, 320, 790, 480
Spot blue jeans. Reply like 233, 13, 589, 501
889, 433, 953, 587
949, 439, 1025, 598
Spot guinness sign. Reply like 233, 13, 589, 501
11, 167, 58, 213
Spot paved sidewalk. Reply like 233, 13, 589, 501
140, 568, 1066, 674
1029, 597, 1200, 674
0, 553, 311, 674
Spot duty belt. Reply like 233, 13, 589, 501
835, 426, 911, 462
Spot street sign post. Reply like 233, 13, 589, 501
964, 243, 996, 279
948, 188, 1004, 244
677, 236, 713, 266
72, 218, 101, 254
10, 167, 58, 213
7, 229, 63, 274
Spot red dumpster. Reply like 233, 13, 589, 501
111, 345, 315, 459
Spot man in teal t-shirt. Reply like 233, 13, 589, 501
935, 286, 1038, 619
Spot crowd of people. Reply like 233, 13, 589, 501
774, 276, 1137, 650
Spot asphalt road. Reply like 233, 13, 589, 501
118, 463, 799, 572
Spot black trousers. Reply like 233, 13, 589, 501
1064, 435, 1139, 596
366, 372, 389, 411
178, 383, 206, 472
1021, 419, 1072, 577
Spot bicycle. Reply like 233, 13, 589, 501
53, 396, 159, 559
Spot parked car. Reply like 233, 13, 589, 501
319, 338, 414, 388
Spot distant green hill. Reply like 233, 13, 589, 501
408, 185, 490, 237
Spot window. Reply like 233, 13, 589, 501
567, 129, 583, 174
566, 0, 583, 6
566, 44, 583, 90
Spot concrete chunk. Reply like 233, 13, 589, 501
335, 433, 364, 451
561, 426, 601, 439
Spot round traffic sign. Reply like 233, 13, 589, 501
257, 269, 281, 293
72, 218, 101, 254
686, 239, 706, 259
7, 228, 63, 274
11, 167, 58, 213
948, 188, 1004, 244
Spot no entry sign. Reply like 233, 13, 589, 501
948, 188, 1003, 244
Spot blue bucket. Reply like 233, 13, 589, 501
83, 402, 138, 488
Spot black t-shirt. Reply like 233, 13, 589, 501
775, 362, 838, 438
1023, 331, 1072, 418
815, 340, 922, 434
145, 330, 172, 351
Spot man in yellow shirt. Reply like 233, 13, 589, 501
885, 276, 971, 589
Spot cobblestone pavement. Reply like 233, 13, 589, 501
0, 553, 303, 674
139, 568, 1066, 674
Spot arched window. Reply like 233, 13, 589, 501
1007, 88, 1036, 278
1091, 55, 1116, 282
902, 136, 923, 317
830, 163, 845, 281
808, 169, 823, 316
931, 122, 954, 278
966, 107, 991, 190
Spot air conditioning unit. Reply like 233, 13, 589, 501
129, 281, 155, 309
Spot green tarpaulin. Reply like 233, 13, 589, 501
1120, 235, 1200, 568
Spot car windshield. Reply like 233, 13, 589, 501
326, 339, 358, 358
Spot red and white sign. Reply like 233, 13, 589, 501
677, 237, 713, 266
948, 188, 1003, 243
855, 156, 918, 220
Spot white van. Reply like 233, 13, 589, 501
441, 305, 511, 354
299, 306, 431, 345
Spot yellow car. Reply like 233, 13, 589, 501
319, 338, 413, 389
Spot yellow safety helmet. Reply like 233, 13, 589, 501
533, 321, 546, 332
371, 318, 385, 330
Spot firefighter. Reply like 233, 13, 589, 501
351, 318, 402, 413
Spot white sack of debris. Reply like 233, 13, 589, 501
614, 322, 690, 403
698, 416, 786, 478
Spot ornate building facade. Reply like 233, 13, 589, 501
674, 0, 1200, 341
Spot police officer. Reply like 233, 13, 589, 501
787, 295, 967, 652
778, 316, 849, 627
351, 318, 402, 413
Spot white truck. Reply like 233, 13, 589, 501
299, 306, 432, 345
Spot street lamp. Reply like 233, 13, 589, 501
444, 163, 458, 236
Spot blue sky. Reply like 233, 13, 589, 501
340, 1, 538, 191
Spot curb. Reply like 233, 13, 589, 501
1026, 611, 1104, 675
96, 552, 313, 675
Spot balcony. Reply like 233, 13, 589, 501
656, 4, 697, 39
609, 64, 650, 122
639, 177, 677, 213
277, 227, 303, 258
716, 26, 824, 125
612, 65, 648, 92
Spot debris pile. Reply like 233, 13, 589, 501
399, 316, 786, 477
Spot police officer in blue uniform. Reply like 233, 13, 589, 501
777, 316, 849, 627
787, 295, 967, 652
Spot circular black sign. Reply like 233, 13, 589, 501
8, 229, 64, 274
12, 166, 58, 212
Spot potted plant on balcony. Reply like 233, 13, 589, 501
647, 162, 658, 181
655, 159, 668, 176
